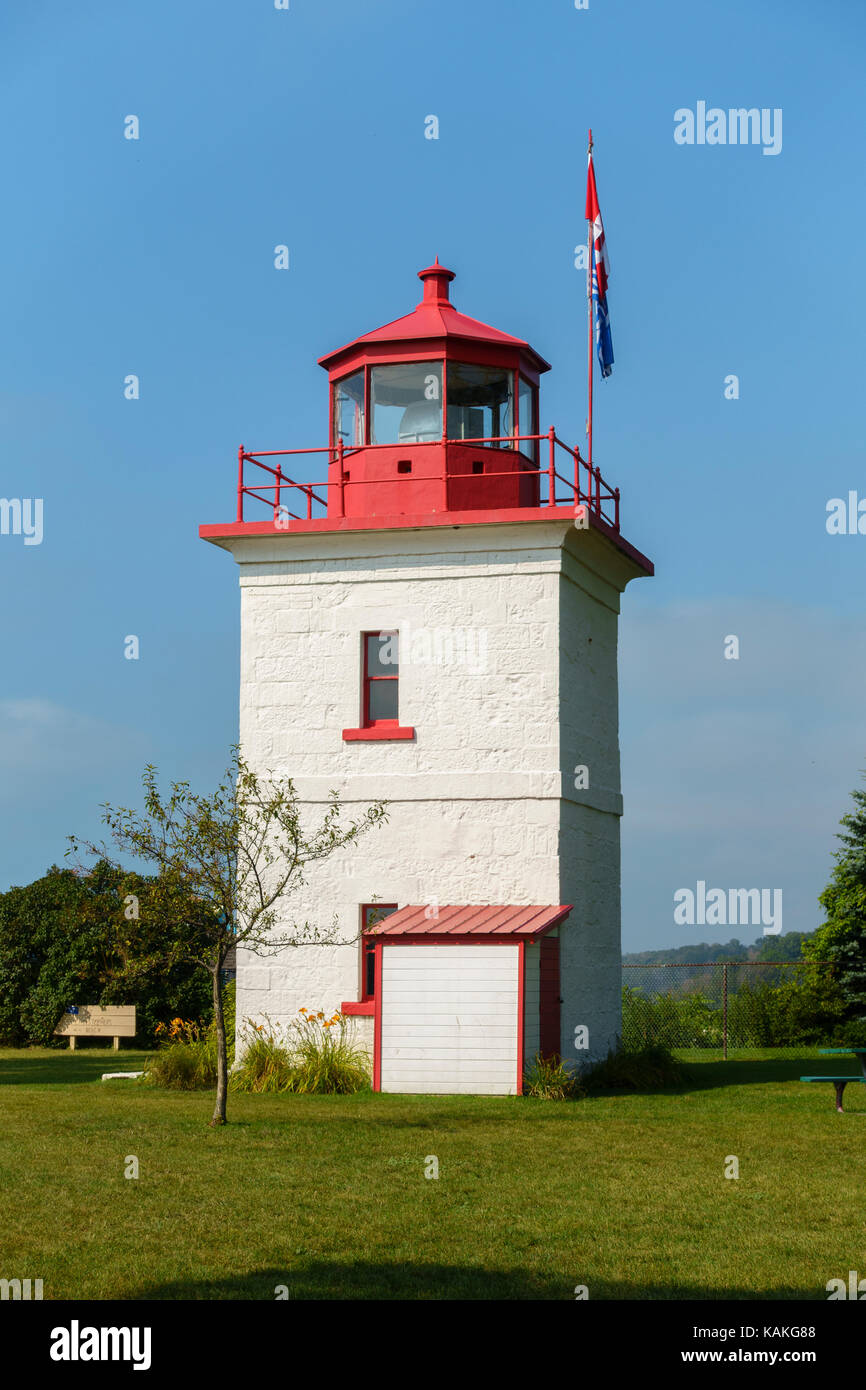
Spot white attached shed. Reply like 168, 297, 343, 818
369, 905, 573, 1095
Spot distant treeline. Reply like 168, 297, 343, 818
622, 931, 814, 966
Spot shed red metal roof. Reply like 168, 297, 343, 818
318, 260, 551, 374
364, 904, 573, 939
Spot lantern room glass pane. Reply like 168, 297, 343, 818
334, 370, 366, 447
370, 362, 442, 444
518, 375, 538, 462
447, 362, 514, 447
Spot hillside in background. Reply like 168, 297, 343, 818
622, 931, 815, 965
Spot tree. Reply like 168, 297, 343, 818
69, 749, 387, 1126
754, 931, 815, 963
804, 778, 866, 1024
0, 862, 211, 1047
0, 865, 91, 1046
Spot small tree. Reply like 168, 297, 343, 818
805, 777, 866, 1024
0, 862, 212, 1047
69, 749, 386, 1125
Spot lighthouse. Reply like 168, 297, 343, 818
200, 261, 653, 1095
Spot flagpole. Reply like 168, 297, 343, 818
586, 128, 594, 474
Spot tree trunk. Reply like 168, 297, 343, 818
209, 964, 228, 1127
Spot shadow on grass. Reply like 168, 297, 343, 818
0, 1052, 152, 1086
128, 1263, 824, 1301
4, 1052, 861, 1110
651, 1057, 866, 1093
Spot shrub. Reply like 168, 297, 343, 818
584, 1044, 686, 1090
622, 985, 722, 1050
0, 862, 212, 1048
726, 970, 848, 1047
231, 1008, 371, 1095
229, 1018, 294, 1093
828, 1017, 866, 1047
523, 1053, 584, 1100
145, 1006, 234, 1090
145, 1038, 212, 1090
622, 969, 852, 1051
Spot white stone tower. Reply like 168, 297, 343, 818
201, 261, 652, 1093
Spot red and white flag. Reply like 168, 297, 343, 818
585, 148, 613, 377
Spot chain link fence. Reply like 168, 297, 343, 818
621, 961, 843, 1059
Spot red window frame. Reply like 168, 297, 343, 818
363, 630, 399, 729
361, 903, 398, 1001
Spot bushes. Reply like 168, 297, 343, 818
231, 1008, 371, 1095
0, 867, 103, 1046
0, 862, 212, 1048
144, 1018, 218, 1090
230, 1021, 293, 1093
123, 984, 372, 1098
522, 1045, 684, 1098
622, 968, 852, 1051
726, 971, 847, 1047
145, 984, 236, 1091
622, 985, 722, 1050
584, 1044, 686, 1090
827, 1017, 866, 1047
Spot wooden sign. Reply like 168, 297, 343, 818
55, 1005, 136, 1050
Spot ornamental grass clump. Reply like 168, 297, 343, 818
231, 1008, 371, 1095
229, 1018, 293, 1093
145, 1016, 219, 1090
523, 1053, 585, 1100
145, 985, 236, 1091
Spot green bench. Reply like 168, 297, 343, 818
801, 1048, 866, 1112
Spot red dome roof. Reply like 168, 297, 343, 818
318, 259, 551, 374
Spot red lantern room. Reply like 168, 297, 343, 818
319, 259, 550, 516
203, 259, 637, 550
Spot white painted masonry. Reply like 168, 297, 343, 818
206, 515, 647, 1080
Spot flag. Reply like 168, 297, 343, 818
585, 149, 614, 378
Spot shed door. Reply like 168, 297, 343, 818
379, 944, 519, 1095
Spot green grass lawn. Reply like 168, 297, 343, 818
1, 1047, 863, 1300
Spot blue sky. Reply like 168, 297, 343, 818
1, 0, 864, 951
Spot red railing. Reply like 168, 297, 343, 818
234, 428, 620, 531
